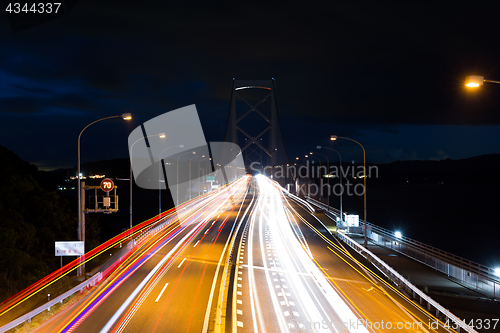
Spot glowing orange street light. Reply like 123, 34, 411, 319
465, 75, 500, 87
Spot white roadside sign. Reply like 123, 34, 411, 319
55, 241, 85, 256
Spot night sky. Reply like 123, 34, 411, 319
2, 1, 500, 170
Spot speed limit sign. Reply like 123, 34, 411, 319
100, 178, 114, 192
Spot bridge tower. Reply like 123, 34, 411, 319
224, 78, 290, 185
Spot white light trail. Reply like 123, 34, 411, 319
251, 175, 369, 333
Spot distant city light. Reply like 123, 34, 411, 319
68, 174, 105, 180
395, 231, 402, 239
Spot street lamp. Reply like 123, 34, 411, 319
330, 135, 368, 248
307, 153, 322, 177
316, 146, 342, 222
188, 154, 198, 200
77, 113, 131, 277
176, 151, 196, 205
197, 155, 209, 196
158, 144, 184, 216
465, 75, 500, 87
306, 153, 322, 201
129, 132, 167, 229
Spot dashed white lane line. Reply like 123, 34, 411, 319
237, 309, 243, 315
155, 282, 169, 303
193, 240, 200, 247
178, 258, 186, 268
237, 321, 243, 327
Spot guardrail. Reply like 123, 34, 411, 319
337, 232, 477, 333
294, 195, 478, 332
0, 212, 177, 333
305, 196, 500, 300
0, 272, 102, 333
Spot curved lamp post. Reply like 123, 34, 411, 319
77, 113, 131, 277
177, 151, 196, 204
188, 154, 198, 200
306, 153, 322, 200
314, 148, 334, 215
129, 132, 166, 227
307, 153, 322, 176
158, 144, 184, 216
330, 135, 367, 248
196, 155, 209, 196
316, 147, 342, 222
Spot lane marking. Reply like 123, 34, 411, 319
193, 240, 200, 247
178, 258, 186, 268
154, 282, 169, 303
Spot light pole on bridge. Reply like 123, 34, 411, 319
330, 135, 367, 248
78, 113, 132, 278
316, 147, 344, 226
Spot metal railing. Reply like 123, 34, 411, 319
305, 196, 500, 300
0, 212, 177, 333
292, 196, 478, 332
0, 272, 102, 333
337, 232, 477, 333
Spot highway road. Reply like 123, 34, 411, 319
31, 174, 457, 332
230, 175, 453, 333
34, 176, 250, 333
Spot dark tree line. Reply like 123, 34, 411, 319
0, 145, 98, 301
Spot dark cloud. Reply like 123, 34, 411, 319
0, 96, 41, 113
1, 0, 500, 168
0, 92, 93, 114
379, 128, 399, 135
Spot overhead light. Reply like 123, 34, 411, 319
465, 75, 484, 87
122, 113, 132, 120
